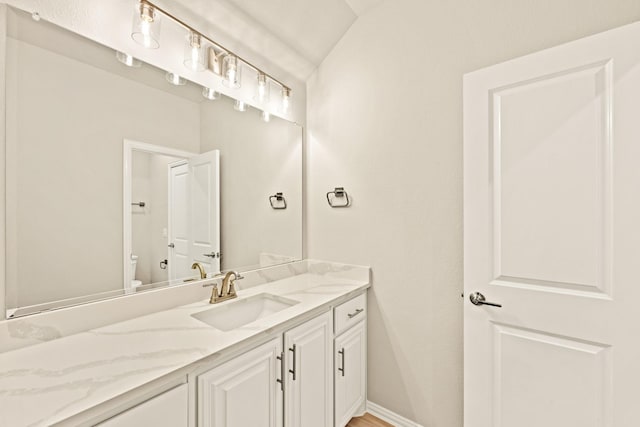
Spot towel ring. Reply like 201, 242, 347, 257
326, 187, 350, 208
269, 192, 287, 209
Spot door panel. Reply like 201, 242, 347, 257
198, 338, 282, 427
493, 324, 610, 427
494, 62, 611, 294
335, 320, 366, 427
284, 311, 333, 427
98, 384, 188, 427
168, 161, 189, 281
464, 22, 640, 427
189, 150, 220, 275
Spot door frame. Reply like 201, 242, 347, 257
122, 139, 195, 291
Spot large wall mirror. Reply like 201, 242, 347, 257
4, 6, 303, 317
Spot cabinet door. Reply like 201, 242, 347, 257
335, 320, 366, 427
284, 311, 333, 427
97, 384, 188, 427
198, 337, 283, 427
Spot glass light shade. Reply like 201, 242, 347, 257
184, 31, 206, 72
223, 55, 241, 89
116, 51, 141, 68
261, 110, 271, 122
234, 100, 247, 112
165, 72, 186, 86
254, 72, 270, 103
131, 2, 161, 49
281, 87, 291, 113
202, 87, 220, 100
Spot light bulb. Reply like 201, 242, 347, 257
223, 55, 241, 88
116, 51, 141, 68
255, 72, 269, 103
234, 100, 247, 112
202, 87, 220, 100
184, 31, 205, 72
281, 87, 291, 113
261, 110, 271, 122
131, 1, 161, 49
165, 72, 186, 86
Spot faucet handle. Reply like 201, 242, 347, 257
208, 284, 219, 304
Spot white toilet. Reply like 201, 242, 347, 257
131, 255, 142, 289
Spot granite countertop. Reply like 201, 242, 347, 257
0, 263, 370, 426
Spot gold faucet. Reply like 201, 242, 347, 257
209, 271, 242, 304
191, 262, 207, 280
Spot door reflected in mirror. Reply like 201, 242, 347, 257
126, 143, 221, 292
4, 6, 302, 317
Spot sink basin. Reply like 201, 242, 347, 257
192, 293, 299, 331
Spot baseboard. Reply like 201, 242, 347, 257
366, 401, 424, 427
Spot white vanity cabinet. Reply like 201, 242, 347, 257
197, 311, 334, 427
197, 337, 283, 427
334, 293, 367, 427
97, 384, 188, 427
284, 311, 333, 427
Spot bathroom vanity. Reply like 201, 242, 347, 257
0, 260, 369, 427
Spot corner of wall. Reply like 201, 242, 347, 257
0, 3, 7, 320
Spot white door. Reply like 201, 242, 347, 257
284, 311, 333, 427
168, 161, 190, 281
198, 337, 283, 427
334, 320, 366, 427
464, 23, 640, 427
189, 150, 221, 276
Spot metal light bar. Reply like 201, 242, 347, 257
138, 0, 291, 93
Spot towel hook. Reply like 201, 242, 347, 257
269, 192, 287, 209
326, 187, 350, 208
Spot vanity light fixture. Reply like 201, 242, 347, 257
261, 111, 271, 122
281, 87, 291, 113
165, 72, 186, 85
131, 0, 161, 49
255, 72, 269, 103
116, 51, 142, 68
184, 31, 205, 72
129, 1, 292, 111
223, 55, 241, 89
202, 87, 220, 100
234, 100, 247, 112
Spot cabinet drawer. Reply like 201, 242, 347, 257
334, 293, 366, 335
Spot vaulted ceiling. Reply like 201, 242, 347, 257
163, 0, 383, 82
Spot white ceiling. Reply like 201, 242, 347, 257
162, 0, 383, 82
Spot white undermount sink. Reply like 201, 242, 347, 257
191, 293, 299, 331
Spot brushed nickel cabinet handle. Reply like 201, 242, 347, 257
288, 344, 297, 381
276, 352, 284, 391
348, 308, 364, 319
338, 348, 345, 377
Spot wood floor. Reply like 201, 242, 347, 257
347, 413, 394, 427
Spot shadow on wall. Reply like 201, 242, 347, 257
366, 282, 424, 422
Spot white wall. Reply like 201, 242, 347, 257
5, 37, 200, 308
131, 151, 182, 285
306, 0, 640, 425
200, 98, 303, 271
131, 150, 152, 284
